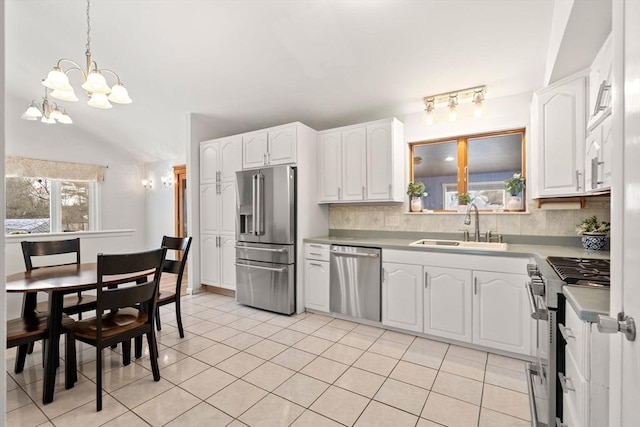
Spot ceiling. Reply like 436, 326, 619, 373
6, 1, 564, 163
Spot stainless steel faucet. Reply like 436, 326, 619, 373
464, 202, 481, 242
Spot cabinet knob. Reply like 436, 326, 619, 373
597, 312, 636, 341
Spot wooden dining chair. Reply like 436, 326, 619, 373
64, 247, 166, 411
156, 236, 192, 338
22, 238, 97, 319
6, 312, 76, 387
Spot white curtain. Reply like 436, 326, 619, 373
5, 156, 106, 182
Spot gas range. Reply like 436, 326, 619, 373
546, 256, 610, 287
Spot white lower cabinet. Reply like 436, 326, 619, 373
560, 300, 609, 427
304, 244, 330, 313
424, 266, 473, 342
472, 271, 532, 355
381, 249, 534, 356
382, 262, 423, 333
304, 260, 330, 312
201, 234, 236, 290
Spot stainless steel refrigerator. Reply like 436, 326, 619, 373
235, 165, 296, 314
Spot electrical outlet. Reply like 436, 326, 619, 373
385, 215, 400, 227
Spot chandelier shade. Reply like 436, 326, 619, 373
21, 0, 132, 124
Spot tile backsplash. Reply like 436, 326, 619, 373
329, 199, 610, 238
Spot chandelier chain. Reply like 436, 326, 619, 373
85, 0, 91, 53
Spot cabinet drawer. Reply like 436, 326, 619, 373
562, 302, 587, 378
561, 350, 587, 427
305, 243, 330, 261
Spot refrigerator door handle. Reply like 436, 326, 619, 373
256, 173, 264, 235
235, 263, 288, 273
252, 174, 258, 235
235, 245, 288, 253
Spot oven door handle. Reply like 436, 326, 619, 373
526, 363, 540, 427
525, 282, 548, 320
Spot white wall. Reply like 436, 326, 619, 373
1, 0, 7, 420
143, 159, 184, 250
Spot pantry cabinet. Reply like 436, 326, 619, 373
532, 70, 588, 198
318, 118, 404, 203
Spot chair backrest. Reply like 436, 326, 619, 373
21, 238, 81, 271
161, 236, 192, 294
95, 248, 167, 338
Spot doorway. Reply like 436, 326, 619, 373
173, 165, 187, 238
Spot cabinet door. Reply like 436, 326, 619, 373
201, 234, 220, 285
318, 131, 342, 202
342, 127, 367, 201
200, 184, 219, 233
535, 75, 586, 196
268, 126, 297, 165
472, 271, 532, 355
304, 259, 330, 312
219, 235, 237, 290
220, 135, 243, 182
366, 122, 394, 200
424, 266, 472, 343
588, 35, 613, 123
200, 140, 219, 184
601, 115, 613, 189
382, 262, 423, 333
219, 181, 236, 235
585, 127, 602, 191
243, 131, 268, 169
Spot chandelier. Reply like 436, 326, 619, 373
21, 0, 132, 124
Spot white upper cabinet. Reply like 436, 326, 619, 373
318, 118, 404, 203
588, 33, 613, 128
201, 136, 242, 184
242, 126, 297, 169
342, 127, 367, 201
532, 70, 587, 197
318, 131, 342, 201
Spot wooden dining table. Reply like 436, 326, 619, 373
6, 263, 150, 404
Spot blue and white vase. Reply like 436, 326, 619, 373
581, 232, 608, 251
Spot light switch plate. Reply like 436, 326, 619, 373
385, 215, 400, 227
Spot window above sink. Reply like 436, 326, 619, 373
409, 128, 526, 212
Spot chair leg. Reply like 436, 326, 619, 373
134, 336, 143, 359
14, 345, 28, 374
27, 342, 35, 354
122, 340, 131, 366
65, 334, 77, 390
96, 347, 102, 412
155, 306, 162, 332
146, 332, 161, 381
175, 300, 184, 339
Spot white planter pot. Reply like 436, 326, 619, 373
506, 196, 522, 211
410, 197, 422, 212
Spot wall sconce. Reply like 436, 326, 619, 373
161, 175, 174, 188
423, 85, 486, 125
141, 179, 153, 189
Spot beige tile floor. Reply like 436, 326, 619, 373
6, 291, 532, 427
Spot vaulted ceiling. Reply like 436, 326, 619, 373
4, 1, 607, 163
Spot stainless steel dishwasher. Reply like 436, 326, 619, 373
329, 245, 381, 322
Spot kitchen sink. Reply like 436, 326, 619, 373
409, 239, 508, 251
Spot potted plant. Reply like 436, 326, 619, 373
407, 182, 426, 212
576, 215, 610, 250
504, 173, 525, 210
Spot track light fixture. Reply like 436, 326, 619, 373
422, 85, 486, 125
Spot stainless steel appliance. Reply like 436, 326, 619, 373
525, 256, 610, 427
235, 165, 296, 314
329, 245, 381, 322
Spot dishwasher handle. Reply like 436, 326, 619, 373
330, 250, 379, 258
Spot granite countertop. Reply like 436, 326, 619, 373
304, 235, 611, 259
563, 285, 610, 322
